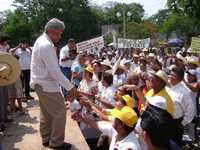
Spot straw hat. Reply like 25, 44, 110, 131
133, 54, 139, 58
101, 60, 112, 68
148, 53, 155, 58
139, 53, 145, 57
150, 70, 168, 84
142, 48, 148, 52
186, 56, 200, 67
84, 65, 94, 74
0, 52, 21, 86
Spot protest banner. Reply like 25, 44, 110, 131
191, 37, 200, 53
77, 36, 104, 53
116, 38, 150, 49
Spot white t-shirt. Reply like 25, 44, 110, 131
98, 121, 142, 150
16, 48, 32, 70
59, 45, 73, 68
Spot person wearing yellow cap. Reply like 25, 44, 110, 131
71, 106, 142, 150
79, 94, 135, 122
78, 65, 96, 96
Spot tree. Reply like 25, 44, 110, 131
91, 2, 145, 25
1, 0, 101, 45
2, 10, 33, 45
118, 21, 150, 39
167, 0, 200, 33
167, 0, 200, 19
160, 13, 197, 43
149, 9, 171, 29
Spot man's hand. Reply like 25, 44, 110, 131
67, 87, 79, 102
79, 98, 91, 110
71, 111, 84, 122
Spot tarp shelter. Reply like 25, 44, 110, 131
168, 38, 184, 47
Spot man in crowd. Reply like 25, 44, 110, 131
59, 38, 77, 97
167, 66, 195, 145
72, 106, 142, 150
30, 18, 78, 149
10, 41, 33, 99
140, 96, 180, 150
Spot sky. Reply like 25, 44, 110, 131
0, 0, 167, 16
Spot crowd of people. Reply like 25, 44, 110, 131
0, 36, 34, 133
1, 18, 200, 150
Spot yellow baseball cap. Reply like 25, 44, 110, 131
111, 106, 138, 127
84, 65, 94, 74
122, 95, 134, 108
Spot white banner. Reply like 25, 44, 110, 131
117, 38, 150, 48
77, 36, 104, 53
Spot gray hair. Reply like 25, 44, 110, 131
44, 18, 65, 32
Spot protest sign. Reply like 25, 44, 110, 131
77, 36, 104, 53
191, 37, 200, 53
117, 38, 150, 49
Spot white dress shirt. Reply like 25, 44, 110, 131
30, 33, 74, 92
97, 121, 142, 150
101, 86, 116, 106
59, 45, 73, 68
166, 82, 195, 126
16, 48, 32, 70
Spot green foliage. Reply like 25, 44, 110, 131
2, 10, 32, 45
167, 0, 200, 19
118, 21, 150, 39
1, 0, 101, 45
91, 2, 145, 25
149, 9, 171, 29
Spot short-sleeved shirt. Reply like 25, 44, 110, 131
16, 48, 32, 70
97, 121, 142, 150
59, 45, 73, 68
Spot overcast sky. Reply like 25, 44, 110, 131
0, 0, 167, 16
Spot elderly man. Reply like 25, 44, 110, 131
30, 18, 77, 149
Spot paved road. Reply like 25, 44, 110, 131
0, 93, 90, 150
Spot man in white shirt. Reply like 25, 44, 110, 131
72, 106, 142, 150
10, 41, 33, 99
30, 18, 78, 149
59, 38, 77, 79
167, 66, 195, 146
59, 39, 77, 97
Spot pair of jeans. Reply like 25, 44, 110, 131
60, 66, 71, 98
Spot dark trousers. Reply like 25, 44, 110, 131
21, 69, 31, 97
173, 117, 184, 146
0, 86, 8, 125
